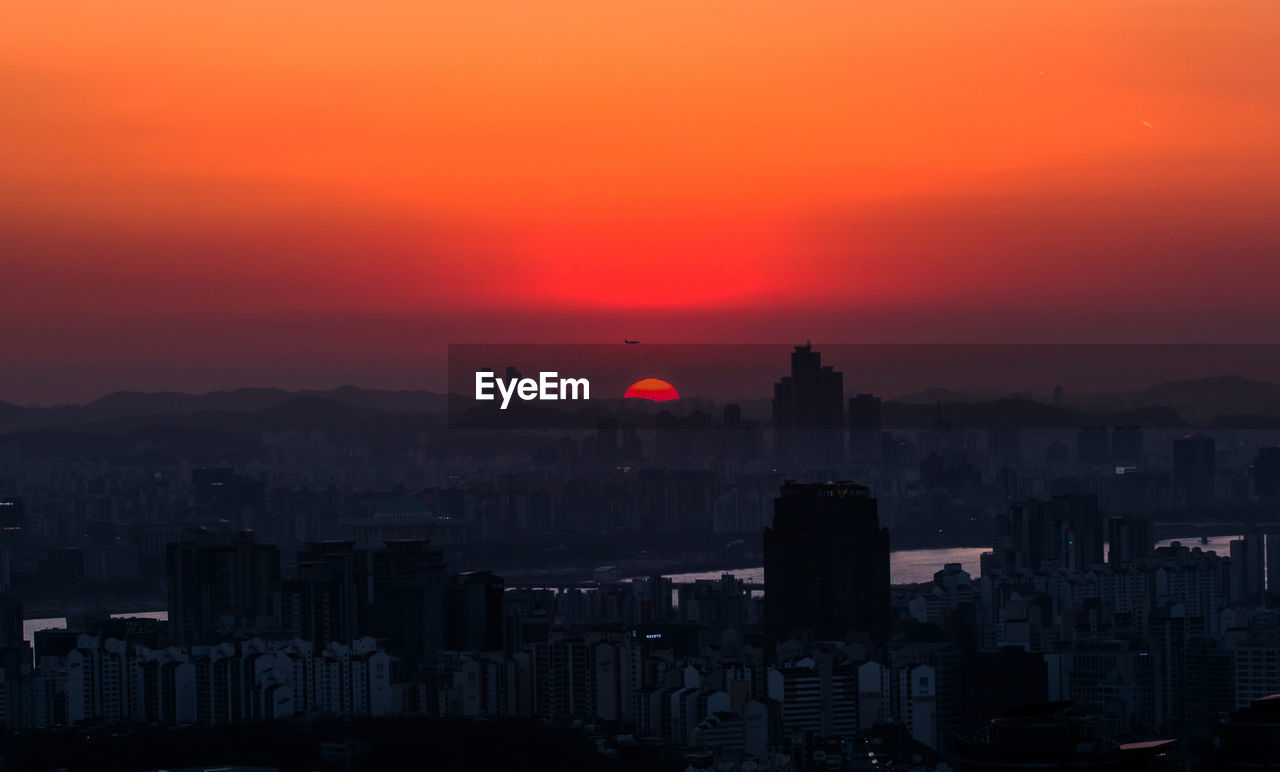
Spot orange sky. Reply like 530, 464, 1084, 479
3, 0, 1279, 399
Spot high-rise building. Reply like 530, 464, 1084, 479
763, 482, 890, 642
595, 417, 619, 466
166, 530, 282, 646
1229, 532, 1265, 605
772, 345, 845, 470
1268, 533, 1280, 595
0, 497, 25, 532
988, 426, 1023, 466
1173, 434, 1216, 505
1252, 446, 1280, 502
283, 541, 370, 647
1005, 499, 1047, 571
370, 539, 448, 668
0, 593, 20, 647
0, 593, 30, 730
848, 394, 883, 460
1047, 493, 1106, 571
1076, 427, 1111, 466
1111, 426, 1144, 466
446, 570, 505, 652
1107, 516, 1152, 568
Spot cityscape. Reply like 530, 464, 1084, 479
6, 0, 1280, 769
0, 345, 1278, 769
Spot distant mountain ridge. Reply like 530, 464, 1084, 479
84, 385, 447, 416
3, 375, 1280, 434
0, 386, 448, 434
1067, 375, 1280, 424
1134, 374, 1280, 406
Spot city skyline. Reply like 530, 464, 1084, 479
3, 339, 1280, 769
4, 1, 1280, 768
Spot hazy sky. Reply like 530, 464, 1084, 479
3, 1, 1279, 402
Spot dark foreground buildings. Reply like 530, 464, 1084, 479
763, 481, 890, 643
954, 702, 1181, 771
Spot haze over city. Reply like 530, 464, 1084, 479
3, 1, 1280, 771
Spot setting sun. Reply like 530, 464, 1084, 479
623, 378, 680, 402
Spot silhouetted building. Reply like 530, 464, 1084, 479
0, 497, 24, 532
1046, 440, 1070, 465
191, 468, 265, 513
1077, 427, 1111, 466
848, 393, 883, 460
1269, 534, 1280, 595
963, 647, 1049, 729
1174, 434, 1216, 505
990, 494, 1105, 573
997, 499, 1047, 571
954, 702, 1179, 771
166, 530, 282, 646
283, 540, 370, 646
370, 539, 448, 668
989, 426, 1023, 465
720, 403, 761, 465
1048, 493, 1106, 570
763, 482, 889, 642
1107, 516, 1153, 567
0, 594, 27, 729
0, 594, 20, 648
772, 344, 844, 470
446, 571, 504, 652
1252, 446, 1280, 502
920, 452, 946, 490
595, 417, 619, 466
1111, 426, 1144, 466
1202, 694, 1280, 770
1229, 531, 1265, 605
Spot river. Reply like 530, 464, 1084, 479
20, 536, 1242, 643
658, 534, 1243, 586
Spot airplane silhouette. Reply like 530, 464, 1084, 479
624, 339, 639, 344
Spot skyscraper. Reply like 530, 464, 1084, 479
772, 344, 845, 470
283, 540, 370, 646
848, 393, 883, 460
1107, 515, 1153, 568
1110, 426, 1144, 467
166, 530, 281, 646
1173, 434, 1216, 505
1267, 533, 1280, 595
1076, 426, 1110, 466
1229, 531, 1266, 605
1252, 446, 1280, 502
446, 570, 505, 652
1047, 493, 1105, 571
763, 481, 890, 643
370, 539, 448, 668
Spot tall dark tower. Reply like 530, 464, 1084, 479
166, 529, 281, 646
763, 481, 890, 643
371, 539, 448, 668
772, 344, 845, 470
1034, 493, 1106, 571
283, 541, 370, 646
1107, 515, 1152, 568
848, 393, 883, 460
1173, 434, 1216, 505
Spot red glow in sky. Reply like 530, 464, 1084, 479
3, 0, 1280, 401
